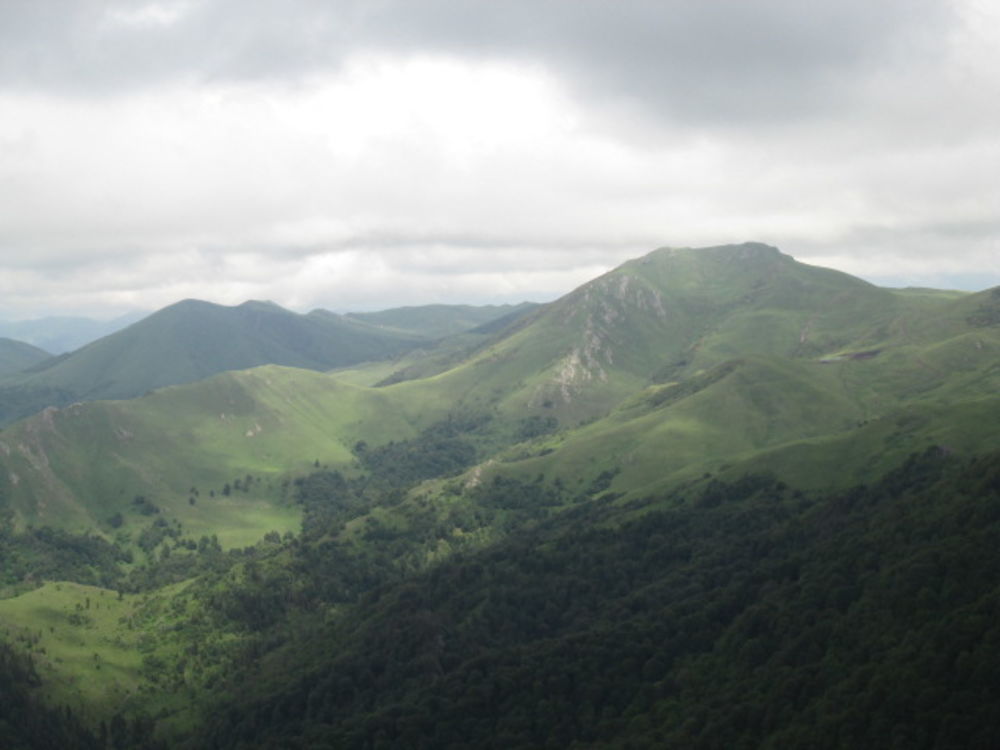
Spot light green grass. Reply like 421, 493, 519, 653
0, 582, 146, 717
0, 365, 438, 545
328, 359, 407, 386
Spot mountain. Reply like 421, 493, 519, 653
0, 299, 430, 426
0, 311, 147, 354
382, 243, 992, 437
2, 242, 995, 539
0, 300, 544, 427
381, 243, 899, 420
412, 244, 998, 499
0, 337, 51, 376
0, 243, 998, 748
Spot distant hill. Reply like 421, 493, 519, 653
0, 337, 51, 376
345, 302, 538, 338
0, 311, 147, 353
0, 300, 540, 427
0, 299, 430, 426
0, 303, 539, 357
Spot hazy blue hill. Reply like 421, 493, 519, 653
0, 311, 146, 354
0, 337, 51, 376
0, 299, 429, 426
345, 302, 538, 338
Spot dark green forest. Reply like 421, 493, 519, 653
171, 447, 1000, 749
3, 444, 1000, 748
0, 642, 101, 750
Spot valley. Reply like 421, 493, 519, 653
0, 243, 998, 748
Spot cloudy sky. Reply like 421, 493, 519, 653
1, 0, 998, 318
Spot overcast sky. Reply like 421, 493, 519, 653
1, 0, 998, 318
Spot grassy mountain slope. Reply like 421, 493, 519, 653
0, 364, 461, 546
371, 245, 995, 502
0, 337, 51, 377
379, 246, 996, 500
455, 316, 1000, 501
0, 636, 105, 749
382, 244, 925, 428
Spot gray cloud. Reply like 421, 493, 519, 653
377, 0, 956, 126
0, 0, 954, 125
0, 0, 996, 318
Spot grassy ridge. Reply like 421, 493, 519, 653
0, 366, 446, 544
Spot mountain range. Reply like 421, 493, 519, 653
3, 241, 997, 543
0, 299, 534, 427
0, 242, 998, 749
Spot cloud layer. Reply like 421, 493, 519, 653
1, 0, 997, 317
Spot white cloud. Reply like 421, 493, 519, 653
103, 2, 191, 30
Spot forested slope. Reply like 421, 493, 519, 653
191, 448, 1000, 749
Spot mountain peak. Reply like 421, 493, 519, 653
238, 299, 284, 311
644, 242, 783, 263
161, 298, 221, 314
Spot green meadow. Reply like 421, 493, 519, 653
0, 582, 145, 716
